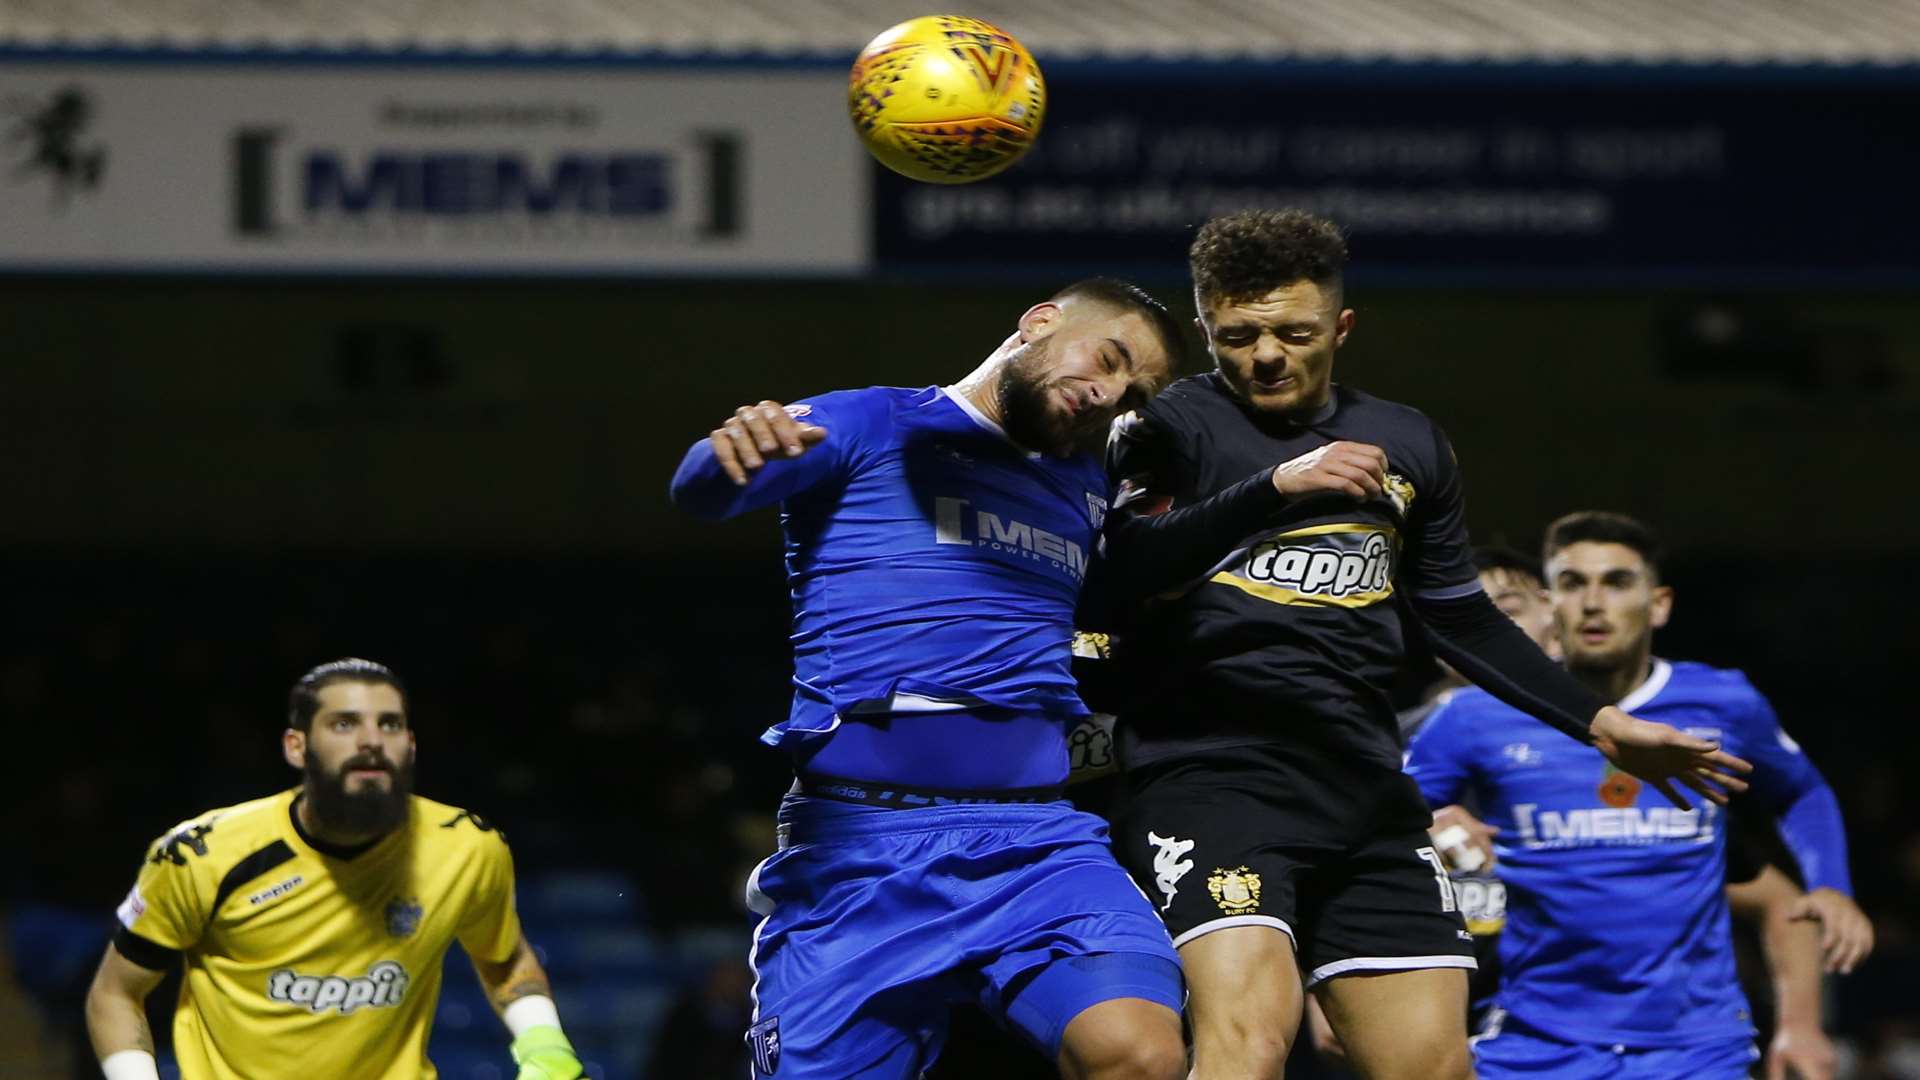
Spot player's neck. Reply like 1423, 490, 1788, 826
1572, 650, 1656, 705
953, 358, 1010, 430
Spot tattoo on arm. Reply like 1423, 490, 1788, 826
498, 978, 550, 1006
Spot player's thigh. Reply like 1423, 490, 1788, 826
1313, 967, 1471, 1080
1179, 924, 1305, 1063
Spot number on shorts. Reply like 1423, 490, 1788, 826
1415, 845, 1456, 913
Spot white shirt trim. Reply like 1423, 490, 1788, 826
940, 386, 1041, 459
1616, 658, 1673, 713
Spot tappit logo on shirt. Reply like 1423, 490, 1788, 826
1211, 524, 1398, 608
266, 961, 411, 1015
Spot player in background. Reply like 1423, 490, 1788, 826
1406, 512, 1871, 1078
84, 659, 582, 1080
669, 280, 1186, 1079
1096, 208, 1750, 1080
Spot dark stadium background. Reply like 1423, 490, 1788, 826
4, 18, 1919, 1080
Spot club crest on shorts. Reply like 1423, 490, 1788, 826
748, 1015, 781, 1074
1086, 491, 1108, 528
1207, 866, 1262, 913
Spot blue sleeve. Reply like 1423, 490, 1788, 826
1404, 697, 1476, 809
667, 394, 867, 520
1734, 686, 1853, 896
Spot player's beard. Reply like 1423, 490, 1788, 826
305, 750, 414, 836
997, 337, 1082, 456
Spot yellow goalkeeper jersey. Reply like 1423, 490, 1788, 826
112, 788, 521, 1080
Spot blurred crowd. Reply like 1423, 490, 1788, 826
3, 552, 1917, 1076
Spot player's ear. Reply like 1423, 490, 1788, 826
282, 729, 306, 771
1017, 301, 1062, 343
1648, 585, 1675, 630
1334, 308, 1357, 347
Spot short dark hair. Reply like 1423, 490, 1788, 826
1543, 512, 1665, 582
288, 658, 407, 731
1049, 277, 1186, 371
1474, 544, 1544, 587
1190, 209, 1348, 308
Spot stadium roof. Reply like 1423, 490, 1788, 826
3, 0, 1919, 65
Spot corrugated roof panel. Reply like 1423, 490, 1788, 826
2, 0, 1918, 63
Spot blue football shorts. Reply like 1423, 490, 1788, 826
743, 795, 1185, 1078
1472, 1006, 1760, 1079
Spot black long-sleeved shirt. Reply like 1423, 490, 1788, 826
1099, 373, 1603, 772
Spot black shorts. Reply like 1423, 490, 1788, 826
1112, 744, 1475, 987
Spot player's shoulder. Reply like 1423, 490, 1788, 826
141, 790, 294, 878
1659, 660, 1770, 712
1423, 685, 1522, 731
409, 794, 511, 855
1336, 385, 1444, 440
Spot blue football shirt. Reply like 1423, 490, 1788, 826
1406, 659, 1850, 1048
671, 385, 1111, 789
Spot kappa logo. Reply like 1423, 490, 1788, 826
1501, 742, 1544, 768
1145, 832, 1195, 912
149, 821, 216, 866
248, 876, 304, 906
748, 1015, 781, 1075
267, 961, 410, 1015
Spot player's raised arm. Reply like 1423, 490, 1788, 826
668, 398, 834, 520
85, 945, 169, 1080
1099, 406, 1298, 599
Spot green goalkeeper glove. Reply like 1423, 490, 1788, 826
510, 1025, 583, 1080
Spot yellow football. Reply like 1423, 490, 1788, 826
848, 15, 1046, 184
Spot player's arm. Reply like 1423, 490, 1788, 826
668, 399, 835, 519
1726, 864, 1836, 1080
84, 942, 169, 1080
472, 934, 583, 1080
1407, 425, 1748, 808
1101, 411, 1387, 598
1737, 703, 1873, 973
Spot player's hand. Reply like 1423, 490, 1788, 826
1431, 804, 1499, 871
1789, 887, 1875, 974
1765, 1020, 1836, 1080
1271, 441, 1387, 501
511, 1025, 584, 1080
709, 400, 829, 486
1587, 706, 1752, 809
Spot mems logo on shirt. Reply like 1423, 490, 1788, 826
1212, 524, 1397, 607
934, 496, 1088, 580
267, 961, 410, 1015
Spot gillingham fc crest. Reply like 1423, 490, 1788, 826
748, 1015, 781, 1074
1207, 866, 1262, 913
385, 898, 423, 938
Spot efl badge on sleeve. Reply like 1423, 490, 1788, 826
1208, 866, 1262, 913
748, 1015, 781, 1075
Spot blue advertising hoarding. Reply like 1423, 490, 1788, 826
873, 63, 1920, 284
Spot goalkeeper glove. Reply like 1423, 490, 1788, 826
511, 1025, 583, 1080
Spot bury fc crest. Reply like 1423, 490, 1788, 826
1208, 866, 1262, 913
385, 898, 422, 938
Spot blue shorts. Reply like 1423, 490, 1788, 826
744, 795, 1184, 1079
1472, 1007, 1759, 1079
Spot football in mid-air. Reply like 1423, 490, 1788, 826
848, 15, 1046, 184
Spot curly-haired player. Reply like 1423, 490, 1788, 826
1094, 209, 1752, 1080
